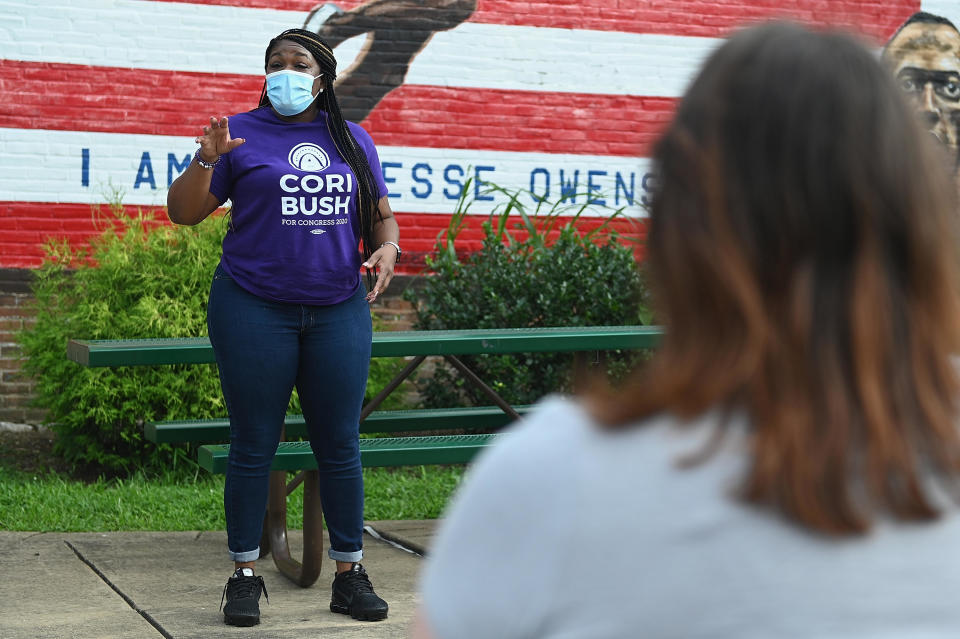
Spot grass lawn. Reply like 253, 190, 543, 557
0, 429, 465, 532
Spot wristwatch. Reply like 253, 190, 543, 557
381, 241, 401, 260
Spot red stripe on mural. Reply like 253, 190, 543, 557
147, 0, 366, 12
349, 86, 670, 156
0, 61, 264, 136
0, 61, 674, 156
0, 202, 167, 269
146, 0, 919, 40
0, 202, 646, 270
477, 0, 919, 40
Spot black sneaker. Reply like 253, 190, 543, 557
330, 563, 388, 621
220, 568, 268, 626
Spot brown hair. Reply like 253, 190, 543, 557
590, 23, 960, 534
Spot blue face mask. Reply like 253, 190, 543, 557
265, 70, 322, 116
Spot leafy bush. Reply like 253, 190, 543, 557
19, 203, 406, 477
406, 181, 650, 407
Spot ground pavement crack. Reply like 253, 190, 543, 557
64, 540, 174, 639
363, 525, 425, 556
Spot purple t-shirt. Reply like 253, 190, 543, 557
209, 106, 388, 305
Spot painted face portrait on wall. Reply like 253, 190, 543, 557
884, 13, 960, 160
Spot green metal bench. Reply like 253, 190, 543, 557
67, 325, 662, 587
144, 406, 533, 443
199, 434, 500, 473
67, 326, 662, 367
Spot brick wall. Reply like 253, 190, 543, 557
0, 270, 43, 424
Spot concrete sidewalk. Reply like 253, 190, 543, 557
2, 521, 438, 639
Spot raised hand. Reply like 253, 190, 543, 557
195, 116, 246, 163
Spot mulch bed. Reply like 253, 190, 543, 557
0, 428, 74, 475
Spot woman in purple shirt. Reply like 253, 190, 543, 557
168, 28, 399, 628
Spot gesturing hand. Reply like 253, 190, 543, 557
195, 116, 246, 164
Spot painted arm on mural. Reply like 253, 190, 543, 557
305, 0, 477, 122
166, 117, 244, 226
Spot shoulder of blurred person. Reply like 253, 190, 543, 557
420, 394, 750, 638
420, 394, 960, 639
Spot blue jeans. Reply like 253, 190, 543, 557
207, 265, 371, 563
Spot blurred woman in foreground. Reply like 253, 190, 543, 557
417, 22, 960, 638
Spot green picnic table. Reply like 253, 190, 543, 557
67, 325, 663, 586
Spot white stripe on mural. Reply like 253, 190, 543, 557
0, 0, 299, 75
0, 0, 720, 97
0, 128, 652, 216
342, 23, 719, 97
920, 1, 960, 30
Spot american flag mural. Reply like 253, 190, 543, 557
0, 0, 952, 270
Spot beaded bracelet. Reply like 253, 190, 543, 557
194, 149, 220, 170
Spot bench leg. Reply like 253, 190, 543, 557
444, 355, 522, 420
360, 354, 427, 419
264, 469, 325, 587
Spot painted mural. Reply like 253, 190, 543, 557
306, 0, 477, 122
883, 11, 960, 166
0, 0, 955, 269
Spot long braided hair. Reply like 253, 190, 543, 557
259, 28, 384, 261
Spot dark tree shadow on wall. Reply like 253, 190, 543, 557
305, 0, 478, 122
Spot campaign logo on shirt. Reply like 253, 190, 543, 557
288, 143, 330, 172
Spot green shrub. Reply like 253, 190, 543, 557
19, 203, 406, 477
406, 181, 650, 407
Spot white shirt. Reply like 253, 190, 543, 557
421, 395, 960, 638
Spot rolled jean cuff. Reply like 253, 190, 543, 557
329, 548, 363, 563
229, 547, 260, 563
